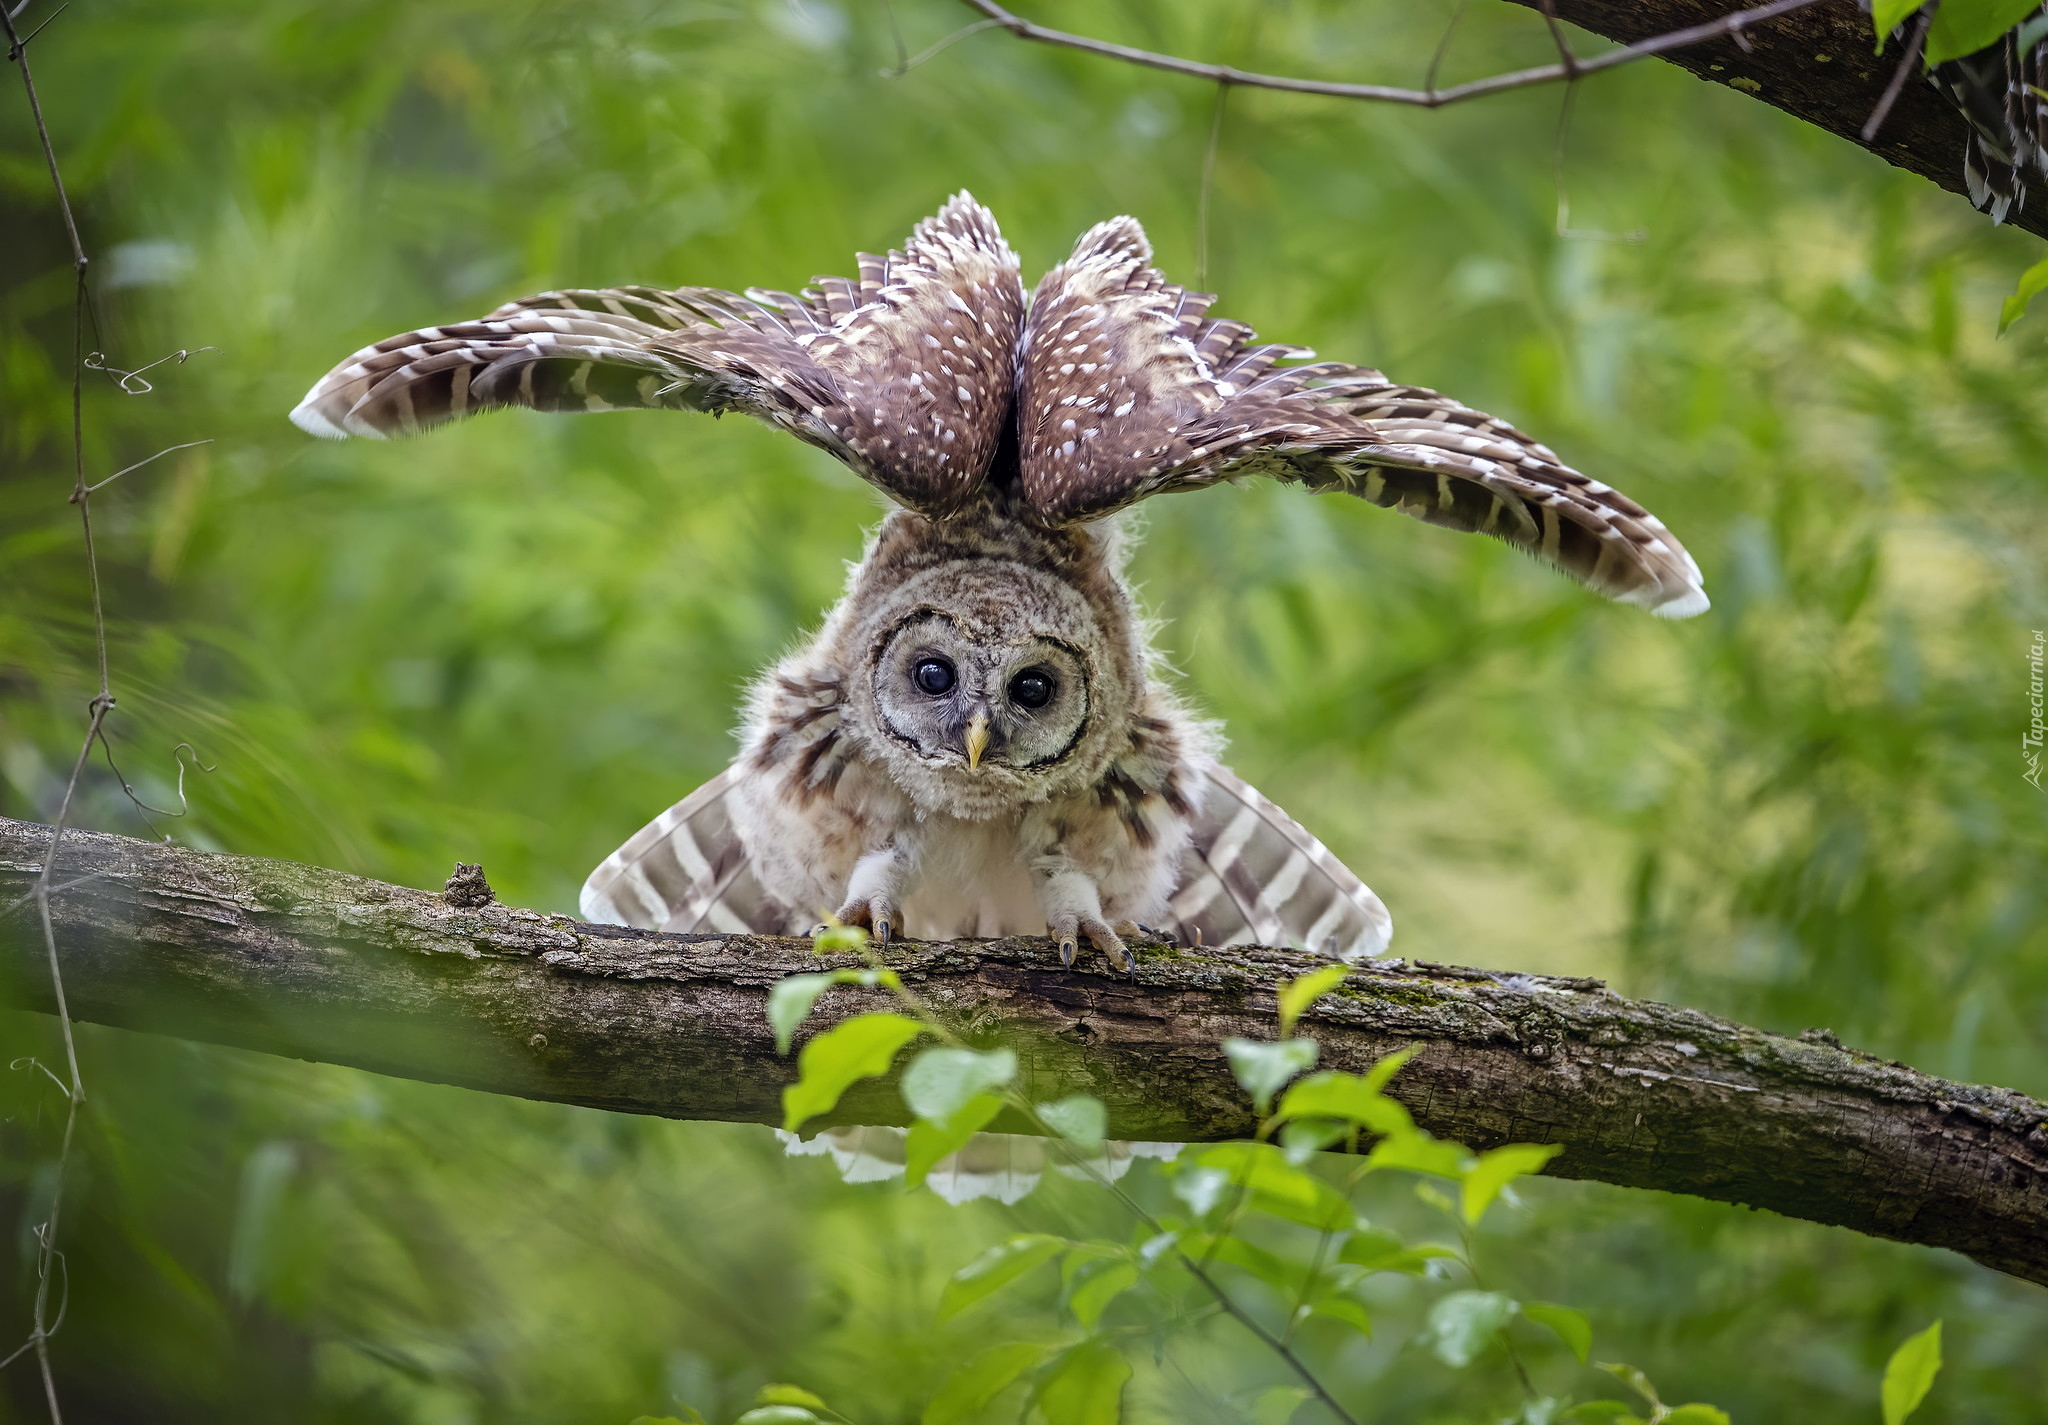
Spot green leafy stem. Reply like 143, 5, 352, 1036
698, 934, 1948, 1425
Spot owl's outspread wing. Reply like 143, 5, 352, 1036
1169, 765, 1391, 960
295, 192, 1706, 617
292, 192, 1023, 517
1016, 218, 1708, 618
577, 768, 805, 935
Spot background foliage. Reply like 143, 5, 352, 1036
2, 0, 2045, 1419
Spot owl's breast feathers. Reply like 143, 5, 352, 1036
582, 633, 1390, 959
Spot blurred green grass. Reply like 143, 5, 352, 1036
3, 0, 2046, 1419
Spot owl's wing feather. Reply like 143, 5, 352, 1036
578, 768, 804, 935
293, 192, 1023, 516
1170, 763, 1392, 960
1016, 219, 1707, 619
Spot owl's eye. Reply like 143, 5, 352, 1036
913, 658, 956, 695
1008, 670, 1055, 709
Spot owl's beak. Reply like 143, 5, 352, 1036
964, 712, 991, 770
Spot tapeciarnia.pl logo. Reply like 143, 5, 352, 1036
2027, 630, 2045, 791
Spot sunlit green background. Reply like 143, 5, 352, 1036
3, 0, 2046, 1419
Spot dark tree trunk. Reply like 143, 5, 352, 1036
1507, 0, 2048, 238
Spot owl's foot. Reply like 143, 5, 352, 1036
1113, 920, 1179, 948
835, 894, 900, 948
1051, 914, 1130, 974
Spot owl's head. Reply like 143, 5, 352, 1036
842, 540, 1139, 820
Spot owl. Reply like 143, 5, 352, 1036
292, 193, 1707, 979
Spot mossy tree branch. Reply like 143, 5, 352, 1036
3, 816, 2045, 1285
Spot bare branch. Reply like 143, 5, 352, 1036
951, 0, 1831, 108
1863, 4, 1935, 141
4, 815, 2044, 1287
951, 0, 2048, 241
881, 15, 1004, 77
72, 440, 212, 499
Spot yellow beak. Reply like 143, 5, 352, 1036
965, 713, 990, 770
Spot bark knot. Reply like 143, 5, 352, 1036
443, 862, 495, 908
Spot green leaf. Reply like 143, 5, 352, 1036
755, 1385, 832, 1412
1194, 1141, 1354, 1230
1870, 0, 1925, 47
2001, 252, 2048, 334
1037, 1094, 1108, 1149
1926, 0, 2042, 64
1597, 1363, 1661, 1410
902, 1046, 1016, 1126
766, 969, 899, 1055
1172, 1229, 1297, 1292
1068, 1260, 1139, 1328
1192, 1233, 1297, 1293
1059, 1241, 1122, 1287
1309, 1295, 1373, 1336
781, 1012, 924, 1132
1360, 1046, 1418, 1094
1521, 1300, 1592, 1363
904, 1093, 1004, 1188
1277, 964, 1348, 1037
922, 1341, 1053, 1425
733, 1411, 821, 1425
1037, 1343, 1130, 1425
812, 922, 870, 955
1222, 1037, 1319, 1112
1557, 1404, 1641, 1425
1427, 1289, 1515, 1368
1353, 1244, 1461, 1275
1171, 1162, 1234, 1217
1277, 1119, 1349, 1157
1362, 1130, 1471, 1179
1274, 1071, 1413, 1135
1337, 1230, 1461, 1276
1414, 1181, 1457, 1215
630, 1417, 700, 1425
1461, 1143, 1562, 1224
1661, 1408, 1732, 1425
1881, 1320, 1943, 1425
937, 1233, 1066, 1320
1251, 1386, 1312, 1425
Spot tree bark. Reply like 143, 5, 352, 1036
3, 815, 2045, 1285
1504, 0, 2048, 240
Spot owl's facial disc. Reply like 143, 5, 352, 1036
874, 612, 1090, 782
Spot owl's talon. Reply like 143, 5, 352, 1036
1058, 937, 1077, 967
1079, 917, 1130, 973
834, 893, 899, 948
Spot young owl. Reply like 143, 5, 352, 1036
292, 194, 1707, 973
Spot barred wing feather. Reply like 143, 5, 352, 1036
577, 769, 804, 936
1171, 764, 1392, 960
